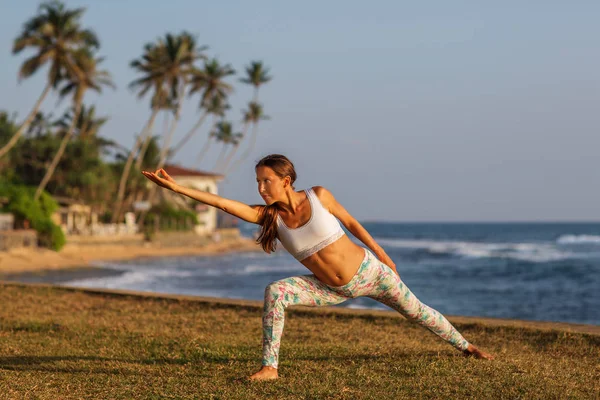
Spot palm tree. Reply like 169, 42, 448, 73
111, 41, 172, 223
0, 112, 18, 149
56, 104, 108, 140
194, 95, 231, 169
130, 42, 174, 171
135, 92, 173, 171
193, 59, 236, 106
240, 60, 271, 101
154, 31, 206, 170
0, 0, 99, 159
169, 58, 235, 160
136, 32, 206, 225
224, 61, 272, 174
225, 102, 270, 175
34, 50, 114, 200
211, 121, 242, 171
26, 111, 54, 137
220, 104, 252, 173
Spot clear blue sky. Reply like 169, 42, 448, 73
1, 0, 599, 222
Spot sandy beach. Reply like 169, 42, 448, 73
0, 236, 262, 274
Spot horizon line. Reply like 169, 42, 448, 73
358, 220, 600, 224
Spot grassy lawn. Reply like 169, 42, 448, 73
0, 283, 598, 399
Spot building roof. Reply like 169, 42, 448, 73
163, 164, 224, 180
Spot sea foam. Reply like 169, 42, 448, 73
375, 238, 577, 263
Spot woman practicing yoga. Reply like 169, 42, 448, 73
142, 154, 493, 381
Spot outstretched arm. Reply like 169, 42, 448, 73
314, 186, 397, 273
142, 169, 263, 224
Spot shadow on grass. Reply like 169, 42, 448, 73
0, 349, 464, 376
0, 355, 205, 375
455, 323, 600, 348
0, 321, 63, 333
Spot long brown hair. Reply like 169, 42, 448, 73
254, 154, 297, 253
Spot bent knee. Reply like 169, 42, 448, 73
264, 281, 288, 302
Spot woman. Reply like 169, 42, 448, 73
142, 154, 493, 381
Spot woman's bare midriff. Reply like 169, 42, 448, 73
299, 235, 367, 286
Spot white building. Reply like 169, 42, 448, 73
162, 165, 224, 236
51, 197, 97, 235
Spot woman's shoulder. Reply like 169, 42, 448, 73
310, 185, 331, 196
309, 186, 336, 208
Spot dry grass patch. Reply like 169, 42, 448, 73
0, 283, 598, 399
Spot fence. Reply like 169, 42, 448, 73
0, 213, 14, 231
0, 230, 37, 251
145, 216, 200, 233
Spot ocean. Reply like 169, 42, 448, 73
7, 222, 600, 325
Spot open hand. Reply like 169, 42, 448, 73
141, 168, 178, 191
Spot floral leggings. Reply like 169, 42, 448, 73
262, 248, 470, 368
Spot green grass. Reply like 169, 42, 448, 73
0, 283, 598, 399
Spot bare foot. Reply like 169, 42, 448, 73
249, 366, 278, 380
463, 344, 494, 360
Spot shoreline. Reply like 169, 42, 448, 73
1, 280, 599, 336
0, 236, 262, 275
2, 236, 598, 333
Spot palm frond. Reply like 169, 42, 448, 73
239, 60, 272, 87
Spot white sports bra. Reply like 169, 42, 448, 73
276, 187, 346, 261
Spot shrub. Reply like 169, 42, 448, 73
0, 181, 66, 251
145, 204, 199, 232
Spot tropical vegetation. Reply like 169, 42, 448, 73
0, 0, 272, 249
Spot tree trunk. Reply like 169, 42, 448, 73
194, 119, 218, 169
134, 135, 151, 170
226, 89, 261, 175
157, 83, 185, 170
79, 111, 91, 140
219, 144, 238, 173
134, 108, 160, 170
0, 83, 52, 159
111, 135, 143, 224
157, 113, 180, 169
214, 143, 229, 171
34, 100, 82, 201
138, 87, 186, 226
112, 108, 159, 223
226, 121, 259, 175
194, 137, 213, 169
169, 111, 208, 161
221, 122, 249, 174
